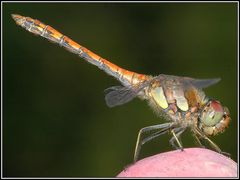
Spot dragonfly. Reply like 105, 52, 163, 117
12, 14, 231, 162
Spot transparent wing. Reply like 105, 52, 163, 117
104, 86, 138, 107
104, 79, 153, 107
183, 77, 221, 89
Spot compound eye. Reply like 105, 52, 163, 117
201, 100, 224, 126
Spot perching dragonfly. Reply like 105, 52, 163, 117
12, 14, 231, 162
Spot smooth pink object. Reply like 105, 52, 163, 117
117, 148, 237, 177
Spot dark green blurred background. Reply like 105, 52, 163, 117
3, 2, 238, 177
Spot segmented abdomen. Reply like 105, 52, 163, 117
12, 14, 150, 87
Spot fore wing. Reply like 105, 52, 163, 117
183, 77, 221, 89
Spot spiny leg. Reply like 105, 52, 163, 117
204, 136, 230, 157
194, 129, 230, 156
194, 129, 221, 151
134, 122, 175, 162
169, 127, 186, 150
192, 133, 206, 148
141, 128, 170, 145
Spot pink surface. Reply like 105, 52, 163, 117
117, 148, 237, 177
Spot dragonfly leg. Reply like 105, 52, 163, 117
141, 127, 171, 145
133, 122, 175, 162
204, 136, 231, 157
192, 133, 206, 148
194, 129, 230, 157
169, 128, 185, 151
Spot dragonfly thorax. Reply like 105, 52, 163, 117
146, 76, 205, 115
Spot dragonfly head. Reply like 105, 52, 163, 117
199, 100, 230, 136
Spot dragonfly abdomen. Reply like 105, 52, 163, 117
12, 14, 149, 87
